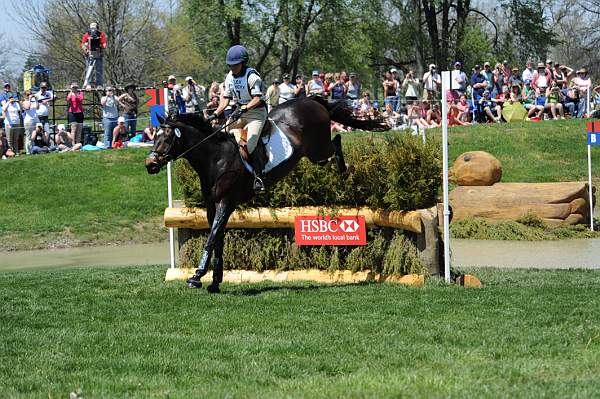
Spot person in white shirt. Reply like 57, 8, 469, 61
182, 76, 206, 114
2, 94, 23, 154
209, 45, 268, 192
21, 90, 40, 154
278, 74, 295, 104
422, 64, 441, 100
265, 79, 280, 112
306, 71, 324, 96
522, 60, 535, 84
35, 82, 54, 131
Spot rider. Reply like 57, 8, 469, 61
210, 45, 267, 193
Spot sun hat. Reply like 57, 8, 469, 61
429, 64, 436, 69
36, 122, 43, 128
312, 70, 319, 76
454, 61, 462, 66
537, 62, 545, 68
283, 74, 290, 79
118, 116, 125, 123
185, 76, 193, 82
168, 75, 176, 81
57, 124, 65, 131
390, 68, 398, 73
484, 62, 491, 67
474, 64, 481, 69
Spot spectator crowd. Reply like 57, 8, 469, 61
1, 58, 598, 160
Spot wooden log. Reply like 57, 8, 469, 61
164, 206, 423, 233
449, 182, 594, 225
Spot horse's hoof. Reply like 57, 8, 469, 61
207, 284, 221, 294
345, 163, 355, 174
187, 277, 202, 289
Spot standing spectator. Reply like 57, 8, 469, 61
182, 77, 206, 115
117, 84, 139, 137
30, 123, 57, 154
402, 70, 419, 106
81, 22, 107, 87
358, 91, 374, 118
470, 65, 488, 100
507, 67, 523, 88
112, 116, 128, 148
278, 74, 295, 104
307, 71, 324, 96
554, 64, 572, 88
2, 94, 22, 154
21, 90, 40, 154
0, 82, 14, 105
391, 68, 403, 111
322, 73, 333, 97
522, 60, 535, 83
493, 63, 506, 94
101, 86, 119, 148
329, 73, 347, 100
422, 64, 441, 100
66, 83, 84, 144
265, 79, 280, 112
35, 82, 53, 131
295, 74, 307, 98
532, 63, 550, 90
382, 71, 398, 111
451, 61, 467, 99
545, 60, 554, 83
572, 68, 592, 118
56, 124, 82, 152
346, 73, 361, 102
483, 62, 495, 93
0, 129, 15, 159
340, 71, 349, 83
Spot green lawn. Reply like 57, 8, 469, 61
1, 266, 599, 398
0, 119, 597, 250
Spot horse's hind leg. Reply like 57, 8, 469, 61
331, 134, 347, 173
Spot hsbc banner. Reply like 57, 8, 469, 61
295, 216, 367, 246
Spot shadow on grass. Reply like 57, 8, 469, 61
225, 281, 374, 297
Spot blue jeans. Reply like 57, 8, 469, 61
86, 56, 104, 86
103, 117, 118, 148
577, 96, 588, 118
124, 112, 137, 137
31, 145, 57, 154
384, 96, 397, 111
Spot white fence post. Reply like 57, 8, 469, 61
441, 71, 451, 282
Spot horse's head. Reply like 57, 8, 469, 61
145, 113, 211, 174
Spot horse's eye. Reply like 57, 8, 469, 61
174, 128, 181, 138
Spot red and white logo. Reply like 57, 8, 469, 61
294, 216, 367, 246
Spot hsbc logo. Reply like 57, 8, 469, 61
339, 219, 359, 233
295, 216, 367, 246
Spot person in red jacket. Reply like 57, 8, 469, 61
81, 22, 107, 87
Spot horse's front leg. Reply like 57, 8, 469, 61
206, 230, 225, 294
187, 201, 233, 290
331, 134, 348, 173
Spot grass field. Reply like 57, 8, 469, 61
0, 118, 597, 250
1, 266, 599, 398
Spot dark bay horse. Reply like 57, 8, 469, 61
145, 96, 386, 292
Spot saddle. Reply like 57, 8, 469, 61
237, 120, 274, 174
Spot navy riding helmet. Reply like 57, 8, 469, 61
226, 45, 249, 66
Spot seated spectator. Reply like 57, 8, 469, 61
307, 71, 324, 96
593, 85, 600, 111
112, 116, 128, 148
56, 124, 82, 152
402, 70, 419, 106
30, 123, 57, 154
478, 90, 502, 123
143, 125, 156, 142
507, 67, 523, 88
423, 64, 441, 100
278, 74, 296, 104
0, 128, 15, 159
358, 91, 374, 118
496, 86, 511, 109
407, 101, 430, 130
527, 88, 545, 119
470, 65, 488, 100
572, 68, 592, 118
522, 80, 536, 110
509, 84, 522, 103
382, 103, 400, 128
545, 82, 565, 120
456, 94, 471, 123
329, 73, 347, 100
449, 98, 470, 126
561, 86, 579, 117
426, 103, 442, 128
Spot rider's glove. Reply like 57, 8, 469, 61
231, 104, 247, 120
207, 113, 218, 122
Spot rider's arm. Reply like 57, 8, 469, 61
213, 95, 230, 117
244, 96, 262, 111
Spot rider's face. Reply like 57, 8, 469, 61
229, 63, 243, 74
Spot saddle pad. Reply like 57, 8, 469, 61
241, 120, 294, 174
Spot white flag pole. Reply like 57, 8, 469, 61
588, 144, 594, 231
441, 71, 451, 282
164, 87, 176, 268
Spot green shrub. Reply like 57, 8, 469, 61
179, 228, 424, 276
174, 133, 441, 211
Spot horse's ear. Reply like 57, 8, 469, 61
157, 113, 165, 125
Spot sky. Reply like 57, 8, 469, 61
0, 0, 174, 72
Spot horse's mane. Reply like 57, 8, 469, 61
169, 113, 210, 132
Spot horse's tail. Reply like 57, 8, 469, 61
310, 96, 389, 131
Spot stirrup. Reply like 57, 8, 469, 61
253, 175, 265, 193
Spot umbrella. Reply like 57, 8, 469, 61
502, 101, 527, 122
